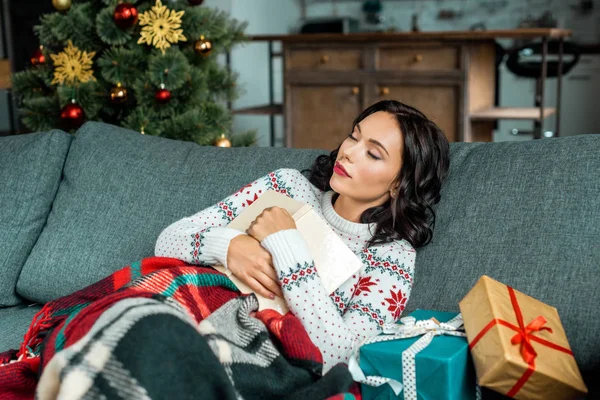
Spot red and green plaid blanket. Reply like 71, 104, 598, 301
0, 257, 359, 400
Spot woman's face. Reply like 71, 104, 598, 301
330, 111, 404, 205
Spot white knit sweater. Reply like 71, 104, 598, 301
155, 168, 415, 372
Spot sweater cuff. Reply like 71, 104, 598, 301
261, 229, 312, 273
201, 227, 244, 268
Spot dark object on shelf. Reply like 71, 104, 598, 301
505, 40, 579, 138
506, 41, 580, 78
362, 0, 382, 25
299, 17, 359, 34
438, 9, 463, 20
571, 0, 594, 13
411, 13, 420, 32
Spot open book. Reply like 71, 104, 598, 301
213, 190, 363, 314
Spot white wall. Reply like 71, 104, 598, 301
306, 0, 600, 44
228, 0, 301, 147
205, 0, 301, 146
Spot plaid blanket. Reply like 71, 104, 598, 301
0, 257, 359, 400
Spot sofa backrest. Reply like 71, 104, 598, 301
407, 134, 600, 372
0, 130, 72, 306
16, 122, 325, 304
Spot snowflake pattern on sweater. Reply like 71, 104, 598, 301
155, 168, 416, 372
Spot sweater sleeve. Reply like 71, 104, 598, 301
261, 229, 415, 373
155, 169, 304, 268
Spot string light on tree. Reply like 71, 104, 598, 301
30, 46, 46, 66
52, 0, 71, 12
194, 35, 212, 57
113, 2, 138, 30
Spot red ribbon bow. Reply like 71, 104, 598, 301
510, 314, 552, 365
469, 286, 574, 397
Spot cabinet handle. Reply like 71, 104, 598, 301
379, 87, 390, 96
413, 54, 423, 63
320, 55, 330, 64
351, 86, 360, 95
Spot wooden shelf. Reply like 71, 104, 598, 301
232, 104, 282, 115
470, 107, 556, 121
0, 59, 11, 90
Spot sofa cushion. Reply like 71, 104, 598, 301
0, 303, 42, 352
0, 130, 72, 307
406, 134, 600, 373
16, 122, 325, 304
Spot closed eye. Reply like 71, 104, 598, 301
348, 133, 381, 160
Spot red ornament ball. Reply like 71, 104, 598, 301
60, 101, 85, 130
155, 86, 171, 104
113, 3, 138, 29
30, 47, 45, 66
188, 0, 204, 5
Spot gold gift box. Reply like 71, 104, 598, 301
459, 275, 587, 399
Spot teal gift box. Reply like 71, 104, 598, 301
359, 310, 477, 400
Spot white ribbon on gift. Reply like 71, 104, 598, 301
348, 313, 481, 400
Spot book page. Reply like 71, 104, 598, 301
295, 210, 362, 294
213, 190, 362, 313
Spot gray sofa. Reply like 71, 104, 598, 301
1, 122, 598, 397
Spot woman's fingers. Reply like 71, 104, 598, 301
258, 269, 283, 298
247, 277, 277, 300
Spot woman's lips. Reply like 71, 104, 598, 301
334, 162, 350, 177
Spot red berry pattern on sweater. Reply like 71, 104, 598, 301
278, 261, 318, 290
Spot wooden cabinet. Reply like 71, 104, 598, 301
375, 84, 459, 142
287, 85, 362, 149
284, 41, 469, 149
287, 48, 363, 71
243, 30, 571, 149
378, 45, 460, 71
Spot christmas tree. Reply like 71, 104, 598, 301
11, 0, 255, 147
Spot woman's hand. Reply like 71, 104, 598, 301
246, 207, 297, 242
226, 234, 283, 299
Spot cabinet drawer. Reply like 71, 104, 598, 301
288, 85, 362, 149
287, 49, 363, 71
376, 84, 459, 141
378, 46, 459, 71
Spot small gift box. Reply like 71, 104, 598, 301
349, 310, 478, 400
459, 275, 587, 400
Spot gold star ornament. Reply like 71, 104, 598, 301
50, 41, 96, 85
138, 0, 187, 54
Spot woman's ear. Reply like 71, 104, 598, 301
389, 181, 400, 199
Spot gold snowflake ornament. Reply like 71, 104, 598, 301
50, 41, 96, 85
138, 0, 187, 54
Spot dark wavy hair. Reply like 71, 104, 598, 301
304, 100, 450, 249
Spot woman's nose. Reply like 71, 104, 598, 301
341, 144, 356, 162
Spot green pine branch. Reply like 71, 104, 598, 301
148, 48, 191, 90
15, 0, 254, 147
